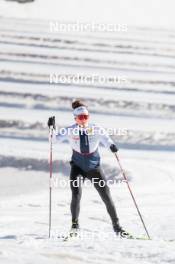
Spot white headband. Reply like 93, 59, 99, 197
73, 106, 89, 117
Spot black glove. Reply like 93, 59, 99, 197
110, 144, 118, 153
47, 116, 55, 129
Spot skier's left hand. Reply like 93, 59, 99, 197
110, 144, 118, 153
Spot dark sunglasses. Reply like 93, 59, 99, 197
77, 114, 89, 120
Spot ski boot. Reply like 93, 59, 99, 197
113, 222, 133, 239
70, 220, 79, 237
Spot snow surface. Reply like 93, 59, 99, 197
0, 1, 175, 263
0, 0, 175, 28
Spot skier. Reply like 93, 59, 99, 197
48, 100, 131, 238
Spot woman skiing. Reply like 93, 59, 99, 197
48, 100, 130, 238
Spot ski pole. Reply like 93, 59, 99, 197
114, 153, 151, 239
49, 125, 53, 238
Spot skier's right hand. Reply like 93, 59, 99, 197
48, 116, 55, 129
